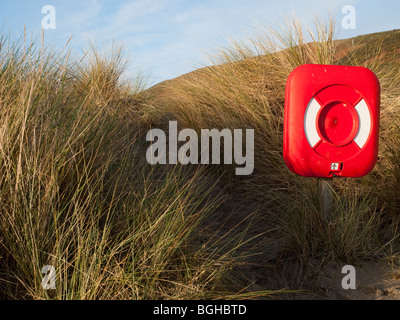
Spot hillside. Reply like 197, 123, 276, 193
141, 27, 400, 299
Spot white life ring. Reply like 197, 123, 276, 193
304, 97, 371, 149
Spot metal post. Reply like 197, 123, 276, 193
319, 178, 333, 221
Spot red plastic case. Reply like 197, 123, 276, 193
283, 64, 380, 177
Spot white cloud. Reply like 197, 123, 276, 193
113, 0, 169, 23
61, 0, 104, 31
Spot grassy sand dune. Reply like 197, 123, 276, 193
1, 18, 400, 299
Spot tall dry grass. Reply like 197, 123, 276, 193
0, 35, 254, 300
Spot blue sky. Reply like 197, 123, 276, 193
1, 0, 399, 86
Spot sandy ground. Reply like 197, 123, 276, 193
319, 261, 400, 300
237, 257, 400, 300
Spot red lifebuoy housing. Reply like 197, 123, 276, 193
284, 64, 380, 178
